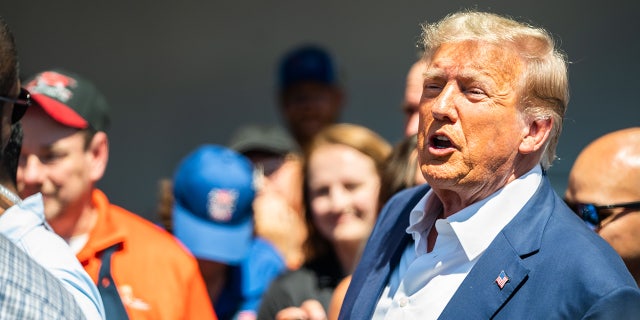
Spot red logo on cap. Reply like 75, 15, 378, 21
26, 71, 77, 102
33, 71, 76, 87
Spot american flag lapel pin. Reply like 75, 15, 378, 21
495, 270, 510, 290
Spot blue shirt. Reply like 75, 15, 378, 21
215, 237, 286, 320
0, 193, 106, 320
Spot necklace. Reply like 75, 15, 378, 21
0, 184, 22, 206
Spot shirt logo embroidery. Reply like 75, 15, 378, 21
119, 284, 151, 311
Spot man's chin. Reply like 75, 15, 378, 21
42, 204, 63, 222
423, 166, 465, 188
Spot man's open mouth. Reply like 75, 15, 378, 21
432, 135, 453, 149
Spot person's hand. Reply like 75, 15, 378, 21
275, 300, 327, 320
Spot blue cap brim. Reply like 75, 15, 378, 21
173, 202, 253, 265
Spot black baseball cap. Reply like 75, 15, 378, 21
24, 69, 110, 131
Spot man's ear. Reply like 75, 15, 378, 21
87, 132, 109, 182
519, 117, 552, 154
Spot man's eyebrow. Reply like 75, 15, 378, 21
424, 68, 498, 87
422, 69, 445, 80
457, 70, 499, 88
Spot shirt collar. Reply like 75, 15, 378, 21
0, 193, 50, 239
406, 165, 543, 261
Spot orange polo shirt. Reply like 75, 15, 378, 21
77, 189, 217, 320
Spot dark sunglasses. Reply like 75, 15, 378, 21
565, 199, 640, 230
0, 88, 31, 124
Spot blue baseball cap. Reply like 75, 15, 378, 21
278, 44, 337, 90
172, 145, 256, 265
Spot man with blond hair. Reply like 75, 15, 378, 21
340, 11, 640, 319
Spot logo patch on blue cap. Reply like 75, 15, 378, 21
207, 189, 238, 222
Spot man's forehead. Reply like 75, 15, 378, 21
432, 40, 518, 62
425, 42, 523, 82
22, 108, 83, 144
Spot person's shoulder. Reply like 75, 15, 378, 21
538, 205, 636, 287
274, 257, 342, 292
261, 265, 321, 310
271, 265, 318, 286
107, 203, 196, 260
0, 235, 86, 319
531, 212, 640, 314
6, 212, 81, 268
244, 238, 287, 280
248, 237, 286, 265
545, 205, 615, 255
240, 238, 288, 308
95, 190, 176, 241
108, 204, 170, 237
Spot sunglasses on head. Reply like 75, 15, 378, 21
0, 87, 31, 124
565, 199, 640, 230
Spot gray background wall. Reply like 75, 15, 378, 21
3, 0, 639, 222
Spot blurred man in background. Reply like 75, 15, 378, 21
277, 44, 344, 151
565, 127, 640, 285
18, 69, 216, 320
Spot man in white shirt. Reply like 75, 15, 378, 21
339, 10, 640, 320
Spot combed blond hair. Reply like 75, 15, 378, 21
420, 10, 569, 169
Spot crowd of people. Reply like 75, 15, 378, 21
0, 8, 639, 320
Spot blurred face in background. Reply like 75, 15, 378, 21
307, 144, 380, 246
403, 60, 426, 137
17, 107, 102, 223
248, 151, 304, 214
564, 128, 640, 282
281, 82, 343, 147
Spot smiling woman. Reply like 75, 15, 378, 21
257, 123, 391, 320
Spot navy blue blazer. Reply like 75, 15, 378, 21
340, 178, 640, 319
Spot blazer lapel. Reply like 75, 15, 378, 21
347, 185, 429, 319
439, 233, 529, 319
439, 178, 557, 319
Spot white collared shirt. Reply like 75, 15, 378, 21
373, 166, 543, 320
